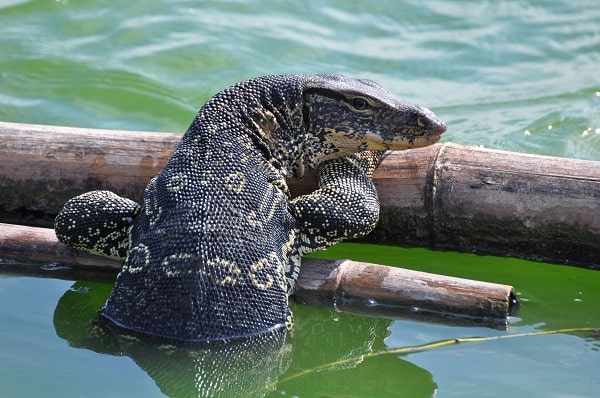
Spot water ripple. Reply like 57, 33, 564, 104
0, 0, 598, 158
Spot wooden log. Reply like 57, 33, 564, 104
1, 121, 599, 267
0, 222, 515, 327
0, 222, 121, 280
0, 121, 180, 226
369, 145, 600, 267
295, 258, 515, 327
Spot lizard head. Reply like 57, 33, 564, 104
302, 74, 446, 160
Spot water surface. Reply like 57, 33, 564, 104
0, 0, 599, 396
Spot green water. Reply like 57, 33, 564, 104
0, 0, 599, 396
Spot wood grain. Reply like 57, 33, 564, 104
0, 222, 514, 327
1, 121, 599, 266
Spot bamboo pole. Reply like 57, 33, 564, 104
0, 222, 121, 279
0, 222, 515, 327
294, 257, 515, 327
0, 121, 179, 225
1, 121, 599, 267
369, 145, 600, 267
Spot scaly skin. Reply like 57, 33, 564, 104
55, 74, 445, 342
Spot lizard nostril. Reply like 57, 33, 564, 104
417, 116, 429, 127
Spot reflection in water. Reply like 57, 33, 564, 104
282, 303, 438, 397
107, 327, 291, 397
54, 281, 437, 397
53, 281, 291, 397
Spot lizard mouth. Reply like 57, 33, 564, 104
421, 123, 446, 145
424, 117, 447, 137
430, 125, 446, 141
358, 132, 443, 151
416, 109, 447, 135
434, 123, 447, 136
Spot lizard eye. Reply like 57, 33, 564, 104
417, 116, 429, 127
351, 97, 369, 111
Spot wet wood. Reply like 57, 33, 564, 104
368, 145, 600, 267
0, 222, 515, 326
296, 258, 515, 328
0, 121, 179, 226
1, 121, 599, 267
0, 222, 121, 277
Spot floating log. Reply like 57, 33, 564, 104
0, 222, 515, 327
294, 257, 515, 327
1, 121, 599, 267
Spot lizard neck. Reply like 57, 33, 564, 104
187, 75, 343, 179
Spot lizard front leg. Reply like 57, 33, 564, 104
289, 150, 384, 256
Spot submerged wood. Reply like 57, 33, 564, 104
0, 222, 515, 327
0, 121, 599, 267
